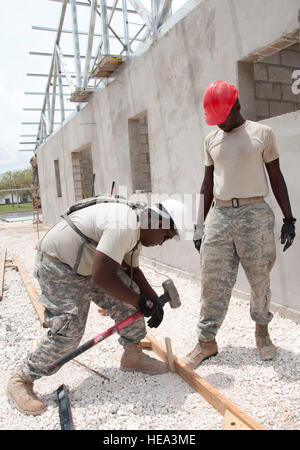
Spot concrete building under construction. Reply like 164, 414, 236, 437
28, 0, 300, 317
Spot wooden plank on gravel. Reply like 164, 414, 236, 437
141, 340, 152, 350
222, 409, 252, 430
0, 249, 6, 300
13, 256, 47, 328
145, 333, 265, 431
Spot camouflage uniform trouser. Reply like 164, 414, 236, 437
197, 201, 276, 342
20, 251, 146, 382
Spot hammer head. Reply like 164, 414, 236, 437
162, 279, 181, 308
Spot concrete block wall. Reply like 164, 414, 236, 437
71, 146, 93, 200
71, 153, 82, 201
138, 117, 151, 193
128, 115, 152, 193
79, 147, 93, 198
254, 43, 300, 120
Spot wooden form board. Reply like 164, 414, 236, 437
13, 256, 47, 328
0, 249, 6, 301
145, 334, 265, 430
222, 409, 252, 430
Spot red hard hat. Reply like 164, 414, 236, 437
203, 80, 239, 125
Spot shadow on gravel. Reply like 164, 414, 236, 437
62, 367, 195, 417
198, 345, 299, 383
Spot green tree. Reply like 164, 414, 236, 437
0, 168, 32, 204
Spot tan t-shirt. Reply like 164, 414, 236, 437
204, 120, 279, 201
39, 203, 142, 276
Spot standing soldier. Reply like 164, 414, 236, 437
30, 155, 41, 224
183, 80, 296, 369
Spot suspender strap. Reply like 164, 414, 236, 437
129, 240, 140, 288
61, 214, 98, 273
73, 238, 86, 273
61, 214, 98, 247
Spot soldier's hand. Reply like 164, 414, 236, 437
280, 218, 296, 252
137, 295, 160, 317
193, 224, 205, 253
147, 304, 164, 328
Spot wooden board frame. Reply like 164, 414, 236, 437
14, 256, 47, 328
0, 249, 6, 301
145, 333, 265, 430
222, 409, 252, 430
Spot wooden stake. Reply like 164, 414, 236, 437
145, 333, 265, 430
0, 249, 6, 301
13, 256, 47, 328
165, 337, 175, 372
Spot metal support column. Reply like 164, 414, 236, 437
50, 55, 57, 134
83, 0, 97, 88
100, 0, 110, 55
70, 0, 82, 88
122, 0, 130, 56
157, 0, 173, 29
56, 49, 65, 123
151, 0, 160, 33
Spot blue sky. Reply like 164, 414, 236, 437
0, 0, 186, 176
0, 0, 63, 174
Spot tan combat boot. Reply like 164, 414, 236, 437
6, 372, 45, 415
255, 324, 277, 360
120, 342, 169, 375
181, 340, 218, 369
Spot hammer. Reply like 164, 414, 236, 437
46, 279, 180, 374
158, 278, 181, 309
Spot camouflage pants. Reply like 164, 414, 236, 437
20, 252, 146, 381
197, 201, 276, 342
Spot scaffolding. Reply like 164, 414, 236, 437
20, 0, 176, 153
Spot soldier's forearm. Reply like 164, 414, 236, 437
270, 173, 293, 219
132, 268, 158, 298
197, 188, 213, 224
94, 272, 141, 307
266, 158, 294, 219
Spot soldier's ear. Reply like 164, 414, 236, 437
235, 98, 241, 111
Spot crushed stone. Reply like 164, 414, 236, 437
0, 220, 299, 430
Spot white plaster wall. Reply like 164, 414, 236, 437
235, 111, 300, 312
37, 0, 300, 311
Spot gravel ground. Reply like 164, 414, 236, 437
0, 220, 299, 431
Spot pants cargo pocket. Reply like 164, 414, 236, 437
262, 231, 276, 271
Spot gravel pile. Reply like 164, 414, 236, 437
0, 220, 299, 430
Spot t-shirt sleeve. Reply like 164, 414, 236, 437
96, 223, 137, 265
263, 128, 280, 163
204, 136, 214, 166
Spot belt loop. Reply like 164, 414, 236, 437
232, 198, 239, 208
